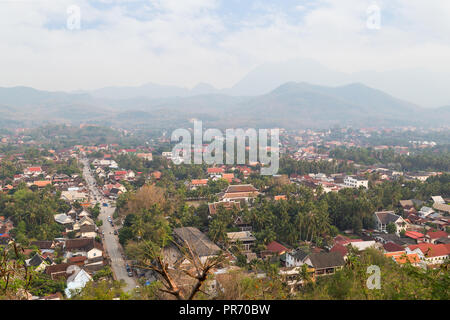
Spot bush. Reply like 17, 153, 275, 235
93, 266, 113, 281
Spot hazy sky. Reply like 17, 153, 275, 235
1, 0, 450, 100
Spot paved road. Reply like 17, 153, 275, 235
81, 158, 137, 293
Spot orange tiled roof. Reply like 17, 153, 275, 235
191, 179, 208, 185
404, 230, 424, 239
34, 180, 52, 187
385, 252, 420, 264
152, 171, 162, 179
395, 254, 420, 264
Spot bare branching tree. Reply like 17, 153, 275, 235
134, 239, 225, 300
0, 241, 33, 300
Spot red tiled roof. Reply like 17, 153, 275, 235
334, 235, 350, 243
68, 256, 87, 263
330, 243, 348, 257
222, 173, 234, 182
238, 166, 252, 174
334, 235, 362, 246
207, 167, 224, 174
266, 241, 288, 254
408, 243, 450, 258
426, 230, 448, 239
383, 242, 404, 252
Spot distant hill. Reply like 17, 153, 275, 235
225, 59, 450, 107
214, 82, 424, 128
0, 82, 447, 129
226, 59, 349, 96
88, 82, 220, 100
436, 105, 450, 112
0, 86, 91, 107
419, 105, 450, 123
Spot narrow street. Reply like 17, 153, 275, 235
81, 158, 137, 293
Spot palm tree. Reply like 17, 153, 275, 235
316, 211, 331, 239
296, 211, 305, 241
299, 263, 313, 285
308, 212, 318, 242
134, 214, 145, 241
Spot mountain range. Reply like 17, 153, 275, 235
1, 59, 450, 130
0, 79, 449, 130
68, 59, 449, 107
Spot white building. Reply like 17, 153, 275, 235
61, 191, 88, 202
54, 213, 74, 225
64, 266, 92, 298
348, 241, 378, 251
431, 196, 445, 204
344, 176, 368, 189
374, 211, 408, 235
285, 249, 309, 268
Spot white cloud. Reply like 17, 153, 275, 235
0, 0, 449, 101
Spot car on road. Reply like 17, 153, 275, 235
126, 264, 132, 276
114, 230, 118, 235
103, 203, 108, 207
